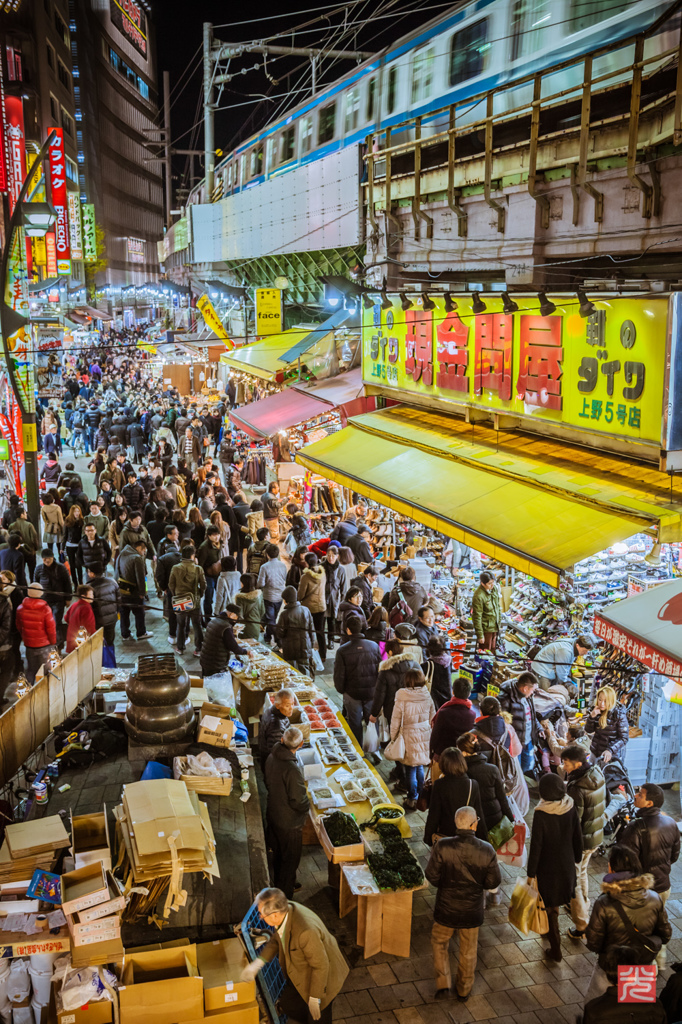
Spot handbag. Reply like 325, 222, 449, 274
172, 596, 194, 612
488, 815, 515, 851
497, 820, 528, 868
509, 876, 543, 936
608, 896, 663, 964
423, 660, 434, 693
529, 880, 549, 936
384, 705, 405, 761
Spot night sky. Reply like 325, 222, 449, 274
154, 0, 444, 196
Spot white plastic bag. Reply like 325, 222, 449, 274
8, 963, 29, 1005
362, 722, 379, 754
60, 968, 115, 1011
377, 714, 390, 744
204, 673, 235, 708
311, 650, 324, 674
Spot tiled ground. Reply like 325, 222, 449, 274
64, 447, 682, 1021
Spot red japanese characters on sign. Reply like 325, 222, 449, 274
48, 128, 70, 272
405, 308, 434, 385
5, 96, 25, 214
436, 308, 469, 393
594, 615, 682, 678
474, 314, 513, 401
618, 966, 657, 1003
516, 315, 564, 411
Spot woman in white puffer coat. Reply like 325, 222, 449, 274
390, 667, 436, 810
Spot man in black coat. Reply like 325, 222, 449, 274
622, 782, 680, 906
583, 944, 667, 1024
77, 524, 112, 573
155, 538, 182, 646
350, 565, 377, 620
333, 618, 381, 745
275, 586, 314, 674
200, 606, 247, 677
498, 671, 542, 775
33, 549, 72, 646
347, 525, 374, 566
426, 805, 501, 1000
121, 472, 145, 511
264, 727, 310, 899
86, 563, 120, 648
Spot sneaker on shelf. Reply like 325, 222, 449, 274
137, 632, 154, 640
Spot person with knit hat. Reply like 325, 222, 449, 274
527, 773, 583, 962
275, 586, 315, 675
16, 582, 57, 684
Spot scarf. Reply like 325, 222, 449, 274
536, 794, 574, 815
440, 696, 472, 710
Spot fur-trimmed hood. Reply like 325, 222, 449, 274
301, 565, 324, 581
238, 588, 263, 601
600, 872, 655, 896
379, 650, 419, 672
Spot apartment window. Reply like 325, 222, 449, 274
50, 94, 60, 123
66, 156, 78, 182
105, 44, 150, 100
317, 102, 336, 145
300, 115, 313, 155
61, 108, 75, 137
344, 87, 360, 133
46, 42, 55, 70
279, 125, 295, 163
6, 45, 22, 82
57, 59, 70, 90
54, 10, 69, 45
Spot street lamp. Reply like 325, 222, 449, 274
21, 202, 56, 237
0, 130, 56, 537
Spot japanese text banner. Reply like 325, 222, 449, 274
363, 295, 667, 445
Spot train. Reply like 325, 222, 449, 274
190, 0, 677, 205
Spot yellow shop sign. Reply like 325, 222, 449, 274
362, 294, 667, 445
255, 288, 283, 336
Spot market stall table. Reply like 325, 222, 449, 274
339, 862, 425, 958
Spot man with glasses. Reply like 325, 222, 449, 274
426, 805, 500, 1001
240, 887, 348, 1023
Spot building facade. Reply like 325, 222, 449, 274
70, 0, 163, 289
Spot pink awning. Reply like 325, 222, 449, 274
229, 387, 333, 439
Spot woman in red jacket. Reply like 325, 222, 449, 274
64, 585, 96, 653
16, 582, 57, 683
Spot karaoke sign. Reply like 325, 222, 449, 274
48, 128, 71, 274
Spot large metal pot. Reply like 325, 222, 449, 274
125, 654, 195, 744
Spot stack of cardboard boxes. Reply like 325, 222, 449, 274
0, 817, 71, 883
60, 862, 125, 967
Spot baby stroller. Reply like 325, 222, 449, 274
597, 754, 637, 853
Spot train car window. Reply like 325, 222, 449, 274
387, 65, 398, 114
249, 147, 263, 178
300, 115, 314, 154
568, 0, 623, 32
226, 163, 233, 192
318, 102, 336, 145
234, 159, 240, 187
345, 87, 360, 133
280, 125, 296, 162
511, 0, 553, 61
411, 46, 434, 104
265, 137, 277, 173
449, 19, 490, 86
366, 77, 376, 121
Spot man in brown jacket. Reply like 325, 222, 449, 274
241, 887, 348, 1023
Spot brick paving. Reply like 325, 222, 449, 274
65, 448, 682, 1020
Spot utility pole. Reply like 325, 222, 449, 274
163, 71, 172, 229
203, 22, 215, 201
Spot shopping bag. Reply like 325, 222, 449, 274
384, 732, 405, 761
508, 876, 541, 936
311, 649, 325, 674
377, 714, 390, 744
529, 880, 549, 936
487, 815, 515, 851
362, 721, 379, 754
497, 820, 528, 868
102, 642, 117, 669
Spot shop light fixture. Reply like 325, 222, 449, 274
538, 292, 557, 317
422, 292, 435, 311
399, 292, 413, 311
362, 293, 375, 310
443, 293, 457, 313
21, 201, 56, 237
502, 291, 519, 315
380, 289, 392, 310
471, 291, 487, 315
577, 288, 596, 318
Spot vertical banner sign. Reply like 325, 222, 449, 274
5, 96, 25, 213
67, 192, 83, 260
0, 53, 8, 194
197, 294, 234, 349
48, 128, 71, 274
33, 237, 47, 266
45, 232, 58, 277
255, 288, 283, 336
81, 203, 97, 262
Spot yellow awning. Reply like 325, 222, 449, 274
296, 407, 677, 587
219, 329, 311, 381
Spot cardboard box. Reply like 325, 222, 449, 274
75, 875, 125, 923
123, 780, 206, 862
69, 935, 124, 969
119, 946, 204, 1024
71, 809, 112, 872
173, 759, 232, 797
68, 915, 121, 946
60, 863, 109, 916
196, 703, 235, 749
185, 1005, 258, 1024
6, 817, 70, 859
197, 939, 255, 1009
56, 1000, 113, 1024
318, 818, 364, 864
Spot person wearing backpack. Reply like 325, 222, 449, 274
560, 744, 606, 941
584, 844, 671, 1001
386, 566, 427, 626
457, 731, 513, 905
